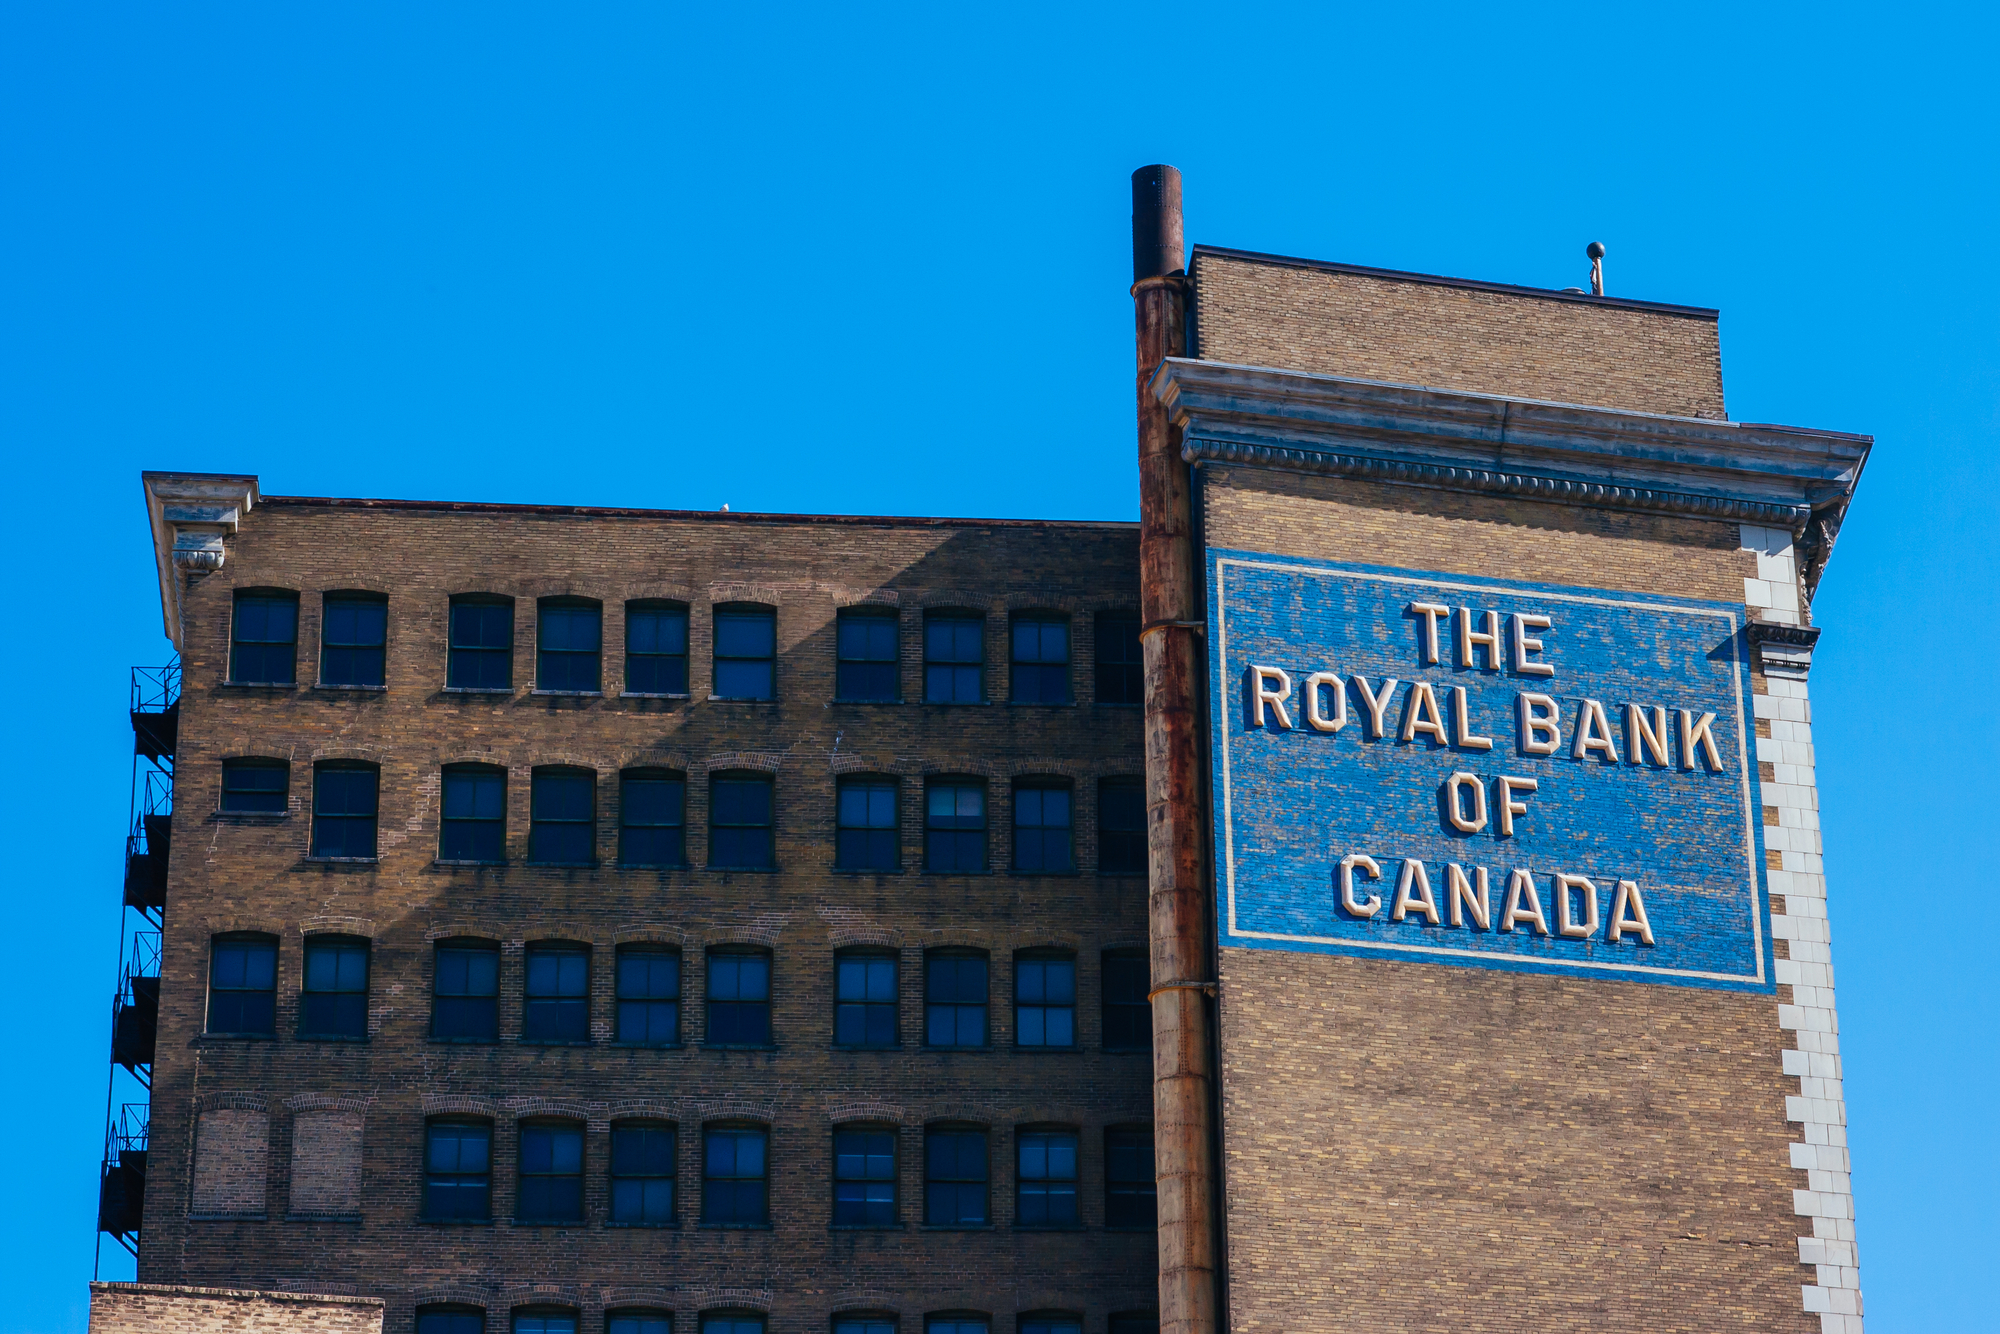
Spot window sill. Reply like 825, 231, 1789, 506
442, 686, 514, 695
919, 1224, 995, 1232
707, 865, 781, 873
519, 1038, 593, 1047
433, 859, 507, 868
607, 1041, 685, 1050
703, 1043, 778, 1052
619, 862, 691, 871
287, 1213, 362, 1223
706, 696, 776, 704
605, 1219, 681, 1229
832, 868, 905, 877
829, 1222, 906, 1231
1014, 1224, 1087, 1232
696, 1222, 774, 1231
296, 1033, 369, 1044
532, 689, 603, 698
220, 681, 298, 691
1009, 870, 1081, 878
212, 811, 289, 824
619, 692, 690, 700
830, 698, 903, 706
512, 1217, 588, 1227
1013, 1045, 1081, 1054
920, 1045, 992, 1054
527, 861, 598, 869
830, 1044, 901, 1052
188, 1212, 267, 1221
918, 700, 992, 707
428, 1036, 501, 1046
1006, 700, 1077, 708
313, 683, 388, 693
419, 1218, 495, 1227
303, 856, 379, 866
195, 1033, 277, 1044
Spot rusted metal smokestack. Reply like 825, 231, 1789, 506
1131, 163, 1218, 1334
1133, 164, 1185, 282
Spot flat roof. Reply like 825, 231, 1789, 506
260, 493, 1138, 531
1191, 244, 1720, 320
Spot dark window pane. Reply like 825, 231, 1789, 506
220, 759, 288, 814
923, 783, 984, 873
710, 776, 774, 868
922, 614, 983, 703
1099, 778, 1147, 874
620, 773, 685, 866
1016, 957, 1075, 1048
1017, 1130, 1080, 1226
1010, 616, 1070, 704
1095, 612, 1144, 704
538, 601, 602, 693
448, 600, 513, 689
714, 610, 775, 700
626, 603, 690, 695
517, 1123, 584, 1222
515, 1315, 577, 1334
1013, 784, 1074, 873
833, 1129, 897, 1226
311, 765, 379, 859
1106, 1129, 1158, 1228
300, 938, 369, 1039
836, 610, 898, 701
523, 945, 589, 1042
923, 1130, 987, 1225
616, 948, 681, 1044
433, 944, 499, 1041
834, 954, 897, 1048
440, 768, 506, 862
702, 1127, 769, 1225
424, 1122, 491, 1220
231, 593, 299, 684
530, 770, 595, 864
417, 1309, 486, 1334
924, 954, 986, 1048
321, 595, 387, 687
707, 952, 772, 1045
208, 937, 277, 1035
610, 1123, 677, 1224
1103, 951, 1152, 1051
836, 779, 898, 871
608, 1317, 672, 1334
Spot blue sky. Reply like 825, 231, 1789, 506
3, 3, 1995, 1330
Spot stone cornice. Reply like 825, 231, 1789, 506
1149, 358, 1870, 539
143, 472, 261, 650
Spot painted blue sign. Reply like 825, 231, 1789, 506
1208, 549, 1772, 992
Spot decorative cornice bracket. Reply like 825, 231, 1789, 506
143, 472, 261, 650
1747, 620, 1822, 680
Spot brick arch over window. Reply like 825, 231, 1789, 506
824, 1101, 906, 1124
422, 1093, 499, 1118
299, 915, 376, 939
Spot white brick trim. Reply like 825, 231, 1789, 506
1743, 523, 1863, 1333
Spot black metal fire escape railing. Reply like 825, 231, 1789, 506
97, 662, 178, 1272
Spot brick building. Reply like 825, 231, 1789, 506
96, 168, 1870, 1334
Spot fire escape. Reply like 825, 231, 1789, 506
97, 663, 177, 1270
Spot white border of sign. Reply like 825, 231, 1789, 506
1214, 555, 1767, 987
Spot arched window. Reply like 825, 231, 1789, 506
1013, 951, 1075, 1048
515, 1120, 585, 1223
1097, 777, 1146, 875
1105, 1126, 1158, 1229
706, 947, 771, 1046
608, 1120, 677, 1225
447, 594, 514, 690
836, 775, 898, 872
320, 591, 387, 688
1016, 1127, 1079, 1227
709, 772, 774, 869
512, 1308, 577, 1334
701, 1125, 769, 1225
311, 761, 378, 859
1009, 612, 1070, 704
701, 1315, 764, 1334
299, 934, 369, 1040
615, 944, 681, 1045
1019, 1314, 1082, 1334
832, 1124, 897, 1226
609, 1311, 672, 1334
440, 764, 507, 863
625, 600, 689, 696
206, 932, 277, 1036
1012, 778, 1073, 873
619, 768, 687, 866
713, 604, 776, 700
415, 1305, 485, 1334
834, 1315, 895, 1334
922, 1125, 988, 1226
431, 938, 499, 1042
230, 589, 298, 685
924, 950, 987, 1049
834, 949, 898, 1048
1101, 949, 1151, 1052
523, 941, 589, 1043
1094, 609, 1143, 704
835, 606, 899, 701
537, 597, 602, 693
423, 1118, 492, 1221
923, 610, 984, 703
220, 757, 288, 814
530, 767, 596, 865
923, 778, 985, 873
